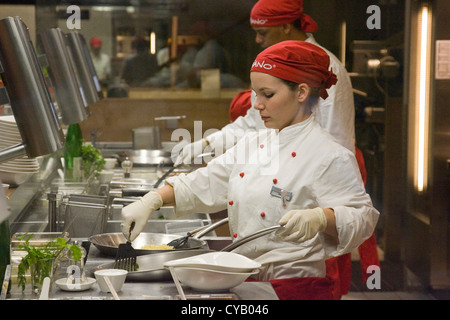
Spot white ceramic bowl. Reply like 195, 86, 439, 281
94, 269, 128, 293
103, 158, 117, 169
167, 266, 259, 292
98, 170, 114, 184
164, 252, 261, 273
2, 183, 9, 193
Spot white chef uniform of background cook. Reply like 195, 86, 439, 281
166, 116, 379, 281
205, 33, 356, 155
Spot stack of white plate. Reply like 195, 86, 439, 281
164, 252, 261, 291
0, 115, 40, 186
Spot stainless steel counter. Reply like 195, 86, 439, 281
7, 245, 278, 300
5, 153, 278, 300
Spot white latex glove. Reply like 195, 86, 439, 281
174, 138, 208, 167
121, 191, 163, 241
276, 207, 327, 243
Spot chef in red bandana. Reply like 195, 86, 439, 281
122, 41, 380, 300
196, 0, 377, 298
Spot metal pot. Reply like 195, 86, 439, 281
88, 232, 207, 257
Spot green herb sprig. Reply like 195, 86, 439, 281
81, 143, 105, 178
16, 233, 82, 292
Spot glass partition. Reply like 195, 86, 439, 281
36, 1, 259, 92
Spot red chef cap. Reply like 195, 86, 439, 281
90, 37, 102, 48
229, 89, 252, 122
250, 41, 337, 99
250, 0, 318, 33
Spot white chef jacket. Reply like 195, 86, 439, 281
91, 52, 110, 81
166, 116, 379, 281
205, 34, 356, 154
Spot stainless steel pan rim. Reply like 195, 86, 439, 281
88, 232, 207, 257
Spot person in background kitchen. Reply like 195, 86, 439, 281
175, 0, 355, 163
89, 37, 111, 86
174, 0, 379, 299
121, 41, 380, 300
121, 36, 159, 87
175, 21, 246, 89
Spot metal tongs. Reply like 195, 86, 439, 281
166, 218, 230, 249
166, 225, 209, 249
221, 224, 284, 252
153, 166, 176, 188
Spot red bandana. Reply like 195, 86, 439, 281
229, 89, 252, 122
250, 41, 337, 99
250, 0, 318, 33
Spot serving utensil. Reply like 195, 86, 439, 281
153, 166, 176, 188
165, 224, 210, 249
114, 241, 137, 272
165, 217, 230, 249
221, 225, 284, 252
103, 276, 120, 300
114, 221, 137, 271
39, 277, 51, 300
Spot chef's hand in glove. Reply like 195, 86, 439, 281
174, 139, 208, 167
121, 191, 163, 241
276, 207, 327, 243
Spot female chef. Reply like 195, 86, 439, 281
121, 41, 379, 300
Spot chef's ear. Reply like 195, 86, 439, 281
282, 24, 293, 35
296, 83, 310, 103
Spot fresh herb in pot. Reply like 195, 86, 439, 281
81, 143, 105, 178
16, 233, 82, 292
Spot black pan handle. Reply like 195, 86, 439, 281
121, 189, 152, 197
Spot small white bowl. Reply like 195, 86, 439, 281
98, 170, 114, 184
103, 158, 117, 169
94, 269, 128, 293
2, 183, 9, 193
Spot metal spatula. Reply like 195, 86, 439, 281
114, 241, 137, 271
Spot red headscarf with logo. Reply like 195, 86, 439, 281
250, 0, 318, 32
250, 40, 337, 99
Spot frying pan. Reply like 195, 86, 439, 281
88, 232, 207, 257
89, 218, 229, 257
94, 221, 284, 282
